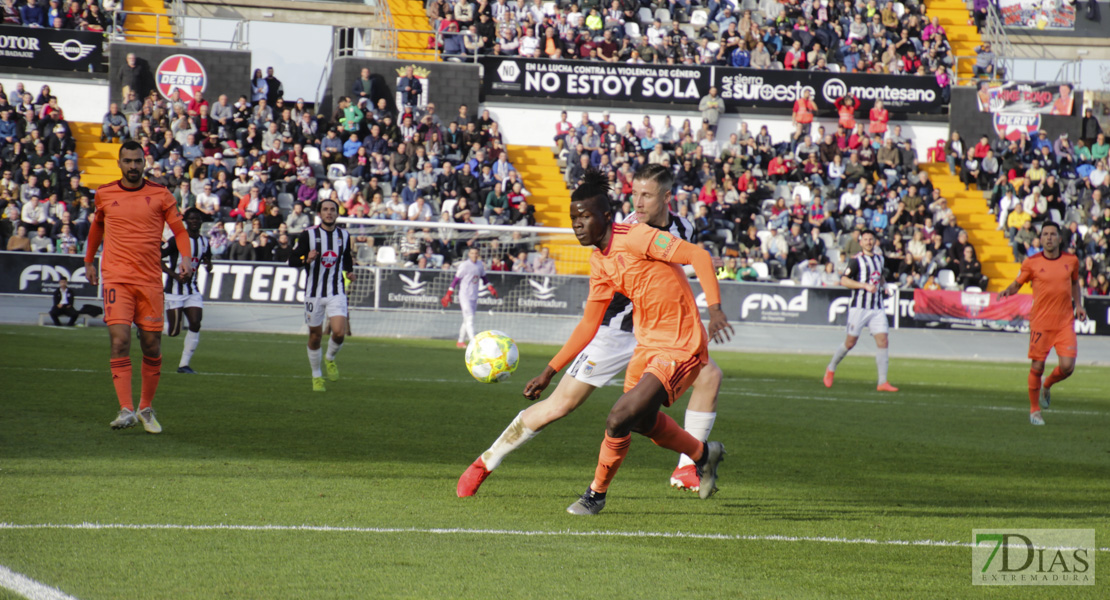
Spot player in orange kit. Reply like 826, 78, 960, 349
84, 140, 194, 433
997, 222, 1087, 426
522, 171, 733, 515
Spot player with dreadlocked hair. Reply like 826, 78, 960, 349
459, 169, 733, 514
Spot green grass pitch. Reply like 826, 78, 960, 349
0, 323, 1107, 599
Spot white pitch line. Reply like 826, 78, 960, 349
0, 564, 81, 600
718, 388, 1110, 417
2, 522, 1108, 553
2, 365, 1107, 417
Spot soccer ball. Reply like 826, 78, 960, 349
465, 330, 519, 383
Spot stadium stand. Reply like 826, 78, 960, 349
420, 0, 980, 84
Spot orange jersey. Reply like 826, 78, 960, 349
587, 223, 707, 356
1016, 252, 1078, 331
92, 180, 183, 286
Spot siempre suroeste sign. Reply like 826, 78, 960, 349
480, 56, 945, 112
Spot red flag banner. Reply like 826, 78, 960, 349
913, 289, 1033, 327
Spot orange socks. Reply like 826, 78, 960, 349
1028, 368, 1044, 413
645, 412, 704, 462
589, 413, 707, 494
590, 434, 630, 494
140, 355, 162, 410
110, 357, 133, 411
1043, 367, 1067, 390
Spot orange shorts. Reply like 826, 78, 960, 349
623, 345, 708, 406
1027, 325, 1077, 361
103, 283, 164, 331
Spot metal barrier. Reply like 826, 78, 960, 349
112, 9, 249, 49
332, 26, 479, 63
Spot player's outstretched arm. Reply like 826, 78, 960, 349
441, 276, 460, 307
998, 260, 1034, 300
666, 239, 734, 343
523, 296, 609, 400
996, 280, 1022, 300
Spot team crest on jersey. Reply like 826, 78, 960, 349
156, 54, 208, 102
320, 249, 339, 269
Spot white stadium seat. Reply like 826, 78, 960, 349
937, 269, 958, 290
752, 261, 770, 280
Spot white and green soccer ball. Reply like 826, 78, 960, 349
465, 330, 520, 383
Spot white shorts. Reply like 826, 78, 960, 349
165, 291, 203, 310
305, 294, 348, 327
846, 308, 888, 338
566, 326, 638, 387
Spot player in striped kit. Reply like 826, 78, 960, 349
163, 208, 213, 374
441, 247, 499, 348
289, 199, 356, 392
824, 229, 899, 392
457, 164, 726, 497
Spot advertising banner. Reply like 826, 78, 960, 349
977, 81, 1076, 115
480, 57, 945, 113
0, 25, 104, 72
998, 0, 1076, 30
0, 251, 97, 296
716, 67, 943, 112
912, 289, 1032, 327
482, 56, 713, 105
376, 267, 589, 316
713, 281, 897, 326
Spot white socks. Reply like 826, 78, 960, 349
326, 337, 343, 361
179, 330, 199, 368
307, 346, 322, 378
828, 344, 850, 372
677, 410, 717, 468
459, 312, 476, 344
480, 411, 539, 471
876, 347, 889, 385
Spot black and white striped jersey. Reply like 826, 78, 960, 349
844, 251, 886, 310
162, 235, 211, 295
603, 212, 695, 332
290, 226, 354, 299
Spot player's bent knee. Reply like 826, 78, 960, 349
698, 360, 722, 386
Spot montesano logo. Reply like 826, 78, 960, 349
820, 77, 936, 104
156, 54, 207, 102
0, 34, 40, 59
993, 113, 1041, 142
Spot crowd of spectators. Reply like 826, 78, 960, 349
556, 107, 1009, 291
1, 0, 123, 32
0, 83, 90, 256
42, 64, 548, 272
952, 114, 1110, 297
429, 0, 955, 84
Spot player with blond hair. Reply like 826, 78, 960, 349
457, 165, 725, 498
522, 170, 732, 514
